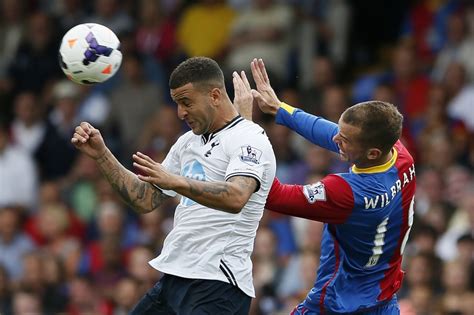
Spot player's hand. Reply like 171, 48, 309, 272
250, 58, 281, 116
232, 70, 254, 121
132, 152, 177, 190
71, 122, 107, 160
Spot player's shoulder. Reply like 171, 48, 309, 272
321, 174, 354, 193
230, 119, 267, 137
173, 130, 196, 148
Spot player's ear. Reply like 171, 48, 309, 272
209, 87, 222, 106
366, 148, 382, 161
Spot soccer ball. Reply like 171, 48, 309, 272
59, 23, 122, 85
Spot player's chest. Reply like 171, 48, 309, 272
178, 138, 228, 179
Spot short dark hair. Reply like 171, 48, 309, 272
342, 101, 403, 155
169, 57, 225, 90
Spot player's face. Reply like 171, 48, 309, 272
332, 119, 367, 165
171, 83, 217, 135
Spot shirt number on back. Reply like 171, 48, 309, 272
365, 196, 415, 268
365, 217, 389, 268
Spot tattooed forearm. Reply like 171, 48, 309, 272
152, 189, 168, 210
131, 180, 146, 200
175, 175, 258, 213
228, 176, 258, 193
186, 178, 230, 197
96, 149, 169, 213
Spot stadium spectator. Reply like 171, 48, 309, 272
439, 260, 473, 314
0, 0, 26, 79
62, 153, 103, 223
0, 122, 38, 210
11, 288, 43, 315
6, 12, 62, 95
437, 183, 474, 261
445, 62, 474, 132
319, 85, 349, 123
41, 254, 68, 313
35, 80, 80, 180
418, 83, 469, 166
0, 207, 35, 281
67, 275, 112, 315
112, 277, 141, 315
399, 0, 462, 67
135, 0, 178, 76
87, 0, 134, 36
10, 91, 46, 154
50, 0, 87, 35
137, 105, 183, 163
135, 208, 168, 251
399, 285, 437, 315
126, 245, 160, 295
35, 203, 82, 278
432, 13, 468, 82
299, 56, 337, 113
177, 0, 236, 60
107, 53, 164, 162
225, 0, 293, 84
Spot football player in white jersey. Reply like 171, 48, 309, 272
71, 57, 276, 314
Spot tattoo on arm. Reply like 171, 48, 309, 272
186, 178, 230, 197
228, 176, 258, 194
176, 175, 258, 213
96, 152, 169, 213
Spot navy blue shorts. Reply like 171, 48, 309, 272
130, 274, 251, 315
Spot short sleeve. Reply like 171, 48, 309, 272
224, 130, 272, 191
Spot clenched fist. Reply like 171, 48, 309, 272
71, 122, 107, 159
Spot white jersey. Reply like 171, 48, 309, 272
149, 116, 276, 297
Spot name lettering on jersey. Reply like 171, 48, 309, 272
204, 140, 220, 157
364, 164, 415, 210
303, 182, 326, 203
239, 145, 262, 165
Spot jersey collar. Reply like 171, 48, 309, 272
201, 115, 244, 144
351, 148, 398, 174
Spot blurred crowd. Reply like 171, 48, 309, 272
0, 0, 473, 314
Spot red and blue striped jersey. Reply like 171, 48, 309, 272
266, 104, 416, 314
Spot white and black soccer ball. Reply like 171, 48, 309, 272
59, 23, 122, 85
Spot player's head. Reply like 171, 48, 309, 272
332, 101, 403, 167
169, 56, 229, 135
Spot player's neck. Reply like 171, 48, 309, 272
208, 100, 239, 133
355, 150, 393, 169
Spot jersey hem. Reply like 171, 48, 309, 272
148, 263, 256, 298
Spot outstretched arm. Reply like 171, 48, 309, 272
71, 122, 169, 214
133, 152, 258, 213
266, 176, 354, 224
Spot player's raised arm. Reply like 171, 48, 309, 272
133, 152, 258, 214
250, 58, 340, 153
71, 122, 169, 214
